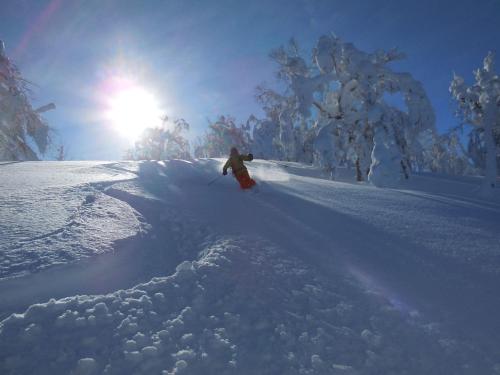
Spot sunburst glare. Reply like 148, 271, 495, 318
105, 83, 163, 141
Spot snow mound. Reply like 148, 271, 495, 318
0, 162, 141, 280
0, 236, 473, 375
1, 159, 499, 374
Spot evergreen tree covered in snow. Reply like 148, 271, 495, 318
131, 116, 191, 160
252, 35, 437, 185
450, 52, 500, 194
0, 40, 54, 161
195, 115, 251, 158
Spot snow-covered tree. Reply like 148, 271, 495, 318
450, 52, 500, 195
252, 35, 437, 185
312, 121, 346, 179
56, 144, 66, 161
466, 127, 500, 175
0, 40, 55, 160
368, 126, 407, 187
253, 39, 325, 163
195, 115, 251, 158
313, 35, 436, 182
253, 87, 295, 160
131, 116, 191, 160
427, 129, 473, 176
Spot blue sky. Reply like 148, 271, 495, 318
1, 0, 499, 160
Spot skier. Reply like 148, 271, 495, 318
222, 147, 256, 189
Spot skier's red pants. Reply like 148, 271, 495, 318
235, 170, 256, 189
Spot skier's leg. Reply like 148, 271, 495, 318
235, 173, 247, 189
246, 170, 256, 188
236, 171, 255, 189
248, 176, 256, 188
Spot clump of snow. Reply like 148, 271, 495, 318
74, 358, 98, 375
84, 194, 97, 205
0, 235, 478, 374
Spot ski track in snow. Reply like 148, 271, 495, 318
1, 160, 500, 374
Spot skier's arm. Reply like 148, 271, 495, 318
222, 159, 231, 174
241, 153, 254, 162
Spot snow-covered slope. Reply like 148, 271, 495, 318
1, 160, 499, 374
0, 162, 143, 280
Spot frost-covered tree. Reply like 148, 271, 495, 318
466, 127, 500, 175
368, 126, 405, 187
450, 52, 499, 195
131, 116, 191, 160
427, 129, 473, 176
252, 89, 280, 159
313, 35, 436, 183
253, 39, 323, 163
312, 121, 348, 179
56, 144, 66, 161
252, 35, 437, 185
195, 115, 251, 158
252, 87, 304, 161
0, 40, 55, 160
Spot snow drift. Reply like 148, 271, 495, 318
1, 160, 499, 374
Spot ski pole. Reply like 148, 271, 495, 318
207, 175, 223, 186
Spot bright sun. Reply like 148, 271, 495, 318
106, 86, 163, 141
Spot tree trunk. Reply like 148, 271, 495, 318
355, 158, 363, 181
401, 160, 409, 179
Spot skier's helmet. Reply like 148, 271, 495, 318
230, 147, 239, 156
